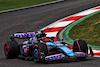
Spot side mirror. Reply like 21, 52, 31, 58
10, 35, 15, 41
62, 38, 66, 41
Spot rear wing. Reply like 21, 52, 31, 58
11, 32, 35, 39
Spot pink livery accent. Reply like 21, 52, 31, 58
23, 41, 28, 44
76, 40, 81, 51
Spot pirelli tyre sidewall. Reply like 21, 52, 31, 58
4, 41, 19, 59
73, 40, 88, 59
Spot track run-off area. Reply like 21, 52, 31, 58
0, 0, 100, 67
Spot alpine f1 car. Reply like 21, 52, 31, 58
4, 31, 94, 63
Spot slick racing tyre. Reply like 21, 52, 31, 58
32, 42, 48, 63
4, 41, 19, 59
73, 40, 88, 59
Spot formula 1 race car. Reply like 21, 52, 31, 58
4, 31, 94, 63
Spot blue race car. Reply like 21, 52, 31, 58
4, 32, 94, 63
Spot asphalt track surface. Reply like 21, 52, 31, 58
0, 0, 100, 67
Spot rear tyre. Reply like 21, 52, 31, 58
32, 42, 48, 63
73, 40, 88, 59
4, 41, 19, 59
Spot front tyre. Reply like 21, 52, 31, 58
73, 39, 88, 59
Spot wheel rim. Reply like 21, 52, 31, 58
32, 45, 40, 62
34, 49, 39, 58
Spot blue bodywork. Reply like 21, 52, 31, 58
46, 42, 57, 46
46, 42, 75, 57
58, 46, 74, 56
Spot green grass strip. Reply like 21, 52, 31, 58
62, 11, 100, 49
0, 0, 56, 11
